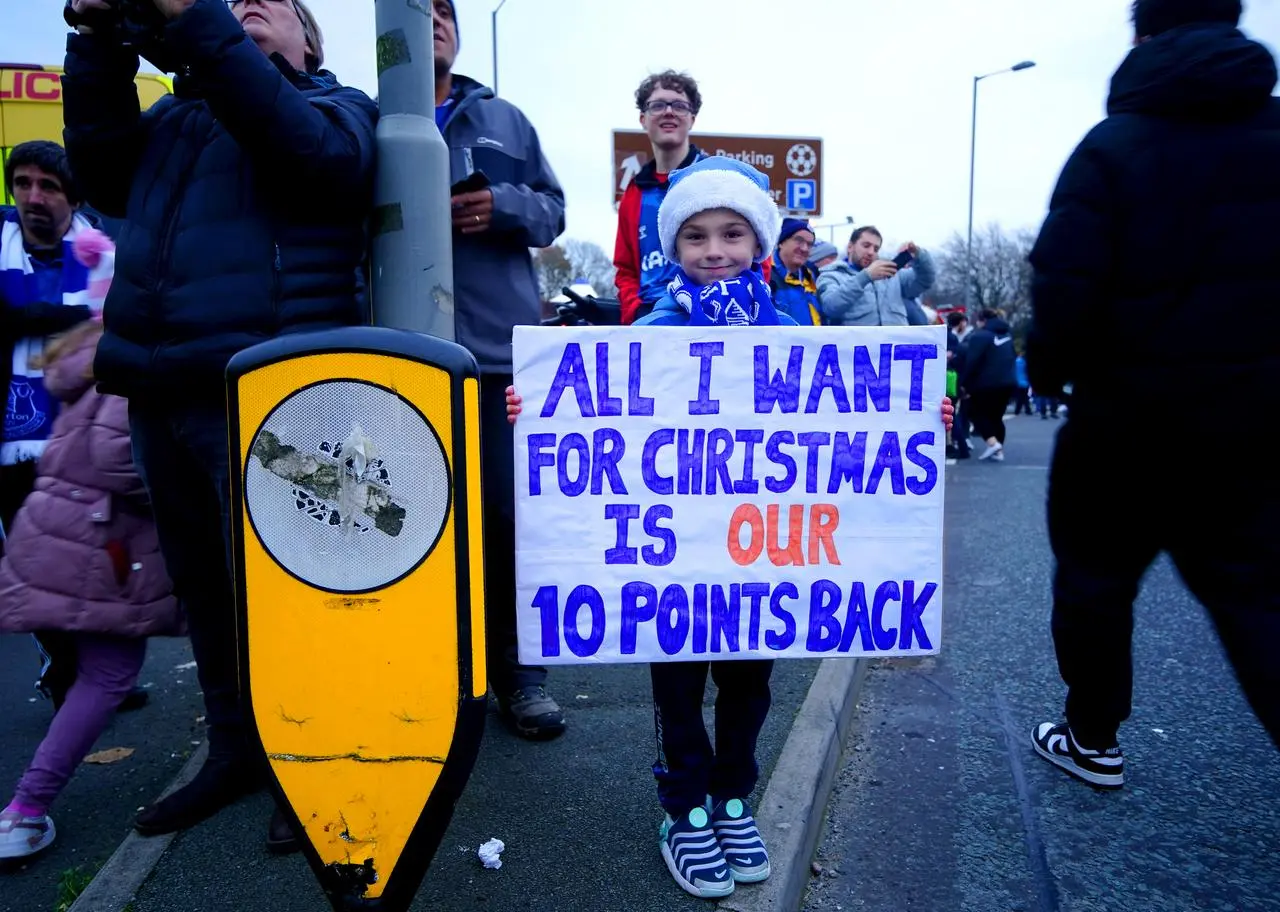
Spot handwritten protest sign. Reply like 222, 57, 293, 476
512, 325, 946, 665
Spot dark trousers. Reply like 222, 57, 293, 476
969, 386, 1014, 443
129, 404, 247, 762
650, 660, 774, 817
1048, 420, 1280, 749
1013, 387, 1032, 415
480, 374, 546, 694
953, 397, 971, 455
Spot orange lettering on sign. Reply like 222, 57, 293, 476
726, 503, 842, 568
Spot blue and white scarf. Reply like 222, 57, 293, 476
1, 210, 93, 465
666, 267, 781, 327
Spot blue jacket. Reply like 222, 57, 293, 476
61, 0, 377, 402
635, 291, 800, 327
768, 260, 823, 326
817, 251, 936, 326
441, 76, 566, 372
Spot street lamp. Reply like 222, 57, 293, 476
966, 60, 1035, 312
812, 215, 854, 244
492, 0, 510, 96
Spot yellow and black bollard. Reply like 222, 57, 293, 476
227, 326, 487, 912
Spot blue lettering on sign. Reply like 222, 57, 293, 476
786, 179, 817, 212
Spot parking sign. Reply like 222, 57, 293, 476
612, 131, 823, 215
786, 179, 817, 213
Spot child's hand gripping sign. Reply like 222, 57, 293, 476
510, 325, 950, 665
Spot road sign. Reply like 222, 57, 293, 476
612, 130, 824, 216
786, 179, 817, 212
228, 326, 487, 912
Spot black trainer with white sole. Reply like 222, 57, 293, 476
1032, 721, 1125, 788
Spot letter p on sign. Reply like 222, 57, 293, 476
786, 179, 816, 213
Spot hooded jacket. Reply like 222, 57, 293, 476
817, 249, 936, 326
1028, 23, 1280, 424
0, 323, 181, 637
441, 75, 566, 371
61, 0, 378, 402
960, 317, 1017, 392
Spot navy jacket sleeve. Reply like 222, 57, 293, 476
959, 332, 989, 390
61, 34, 156, 218
163, 0, 377, 208
488, 115, 566, 248
1, 299, 92, 338
1027, 127, 1118, 394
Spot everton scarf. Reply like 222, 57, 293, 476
666, 267, 781, 327
1, 210, 93, 465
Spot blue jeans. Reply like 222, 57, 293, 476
129, 404, 246, 762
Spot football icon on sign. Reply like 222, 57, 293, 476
786, 143, 817, 177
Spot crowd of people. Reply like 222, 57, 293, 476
1, 0, 1277, 906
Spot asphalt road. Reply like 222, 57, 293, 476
803, 414, 1280, 912
0, 634, 204, 912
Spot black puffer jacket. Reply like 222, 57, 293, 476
959, 317, 1016, 392
61, 0, 377, 402
1027, 23, 1280, 425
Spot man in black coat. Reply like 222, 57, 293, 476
62, 0, 376, 844
1027, 0, 1280, 787
958, 309, 1017, 462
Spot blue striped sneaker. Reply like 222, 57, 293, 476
710, 797, 771, 883
659, 805, 734, 899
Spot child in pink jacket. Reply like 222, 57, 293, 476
0, 229, 182, 860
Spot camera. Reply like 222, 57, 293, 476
64, 0, 179, 72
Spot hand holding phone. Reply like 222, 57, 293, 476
891, 250, 914, 269
451, 171, 491, 198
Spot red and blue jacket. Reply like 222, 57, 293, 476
613, 145, 704, 325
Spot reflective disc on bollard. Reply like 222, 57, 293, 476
227, 326, 487, 912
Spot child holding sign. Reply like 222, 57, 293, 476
508, 157, 953, 900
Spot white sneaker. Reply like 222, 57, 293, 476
979, 442, 1004, 461
992, 450, 1005, 462
0, 809, 56, 859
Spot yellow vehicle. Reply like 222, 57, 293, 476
1, 64, 172, 204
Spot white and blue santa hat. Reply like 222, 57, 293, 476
658, 157, 782, 265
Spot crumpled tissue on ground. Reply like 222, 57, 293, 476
478, 837, 505, 870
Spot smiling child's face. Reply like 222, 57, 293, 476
675, 208, 760, 286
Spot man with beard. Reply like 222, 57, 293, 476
817, 225, 934, 326
1, 142, 95, 529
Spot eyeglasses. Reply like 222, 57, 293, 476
643, 100, 695, 116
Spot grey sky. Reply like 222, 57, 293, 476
5, 0, 1278, 254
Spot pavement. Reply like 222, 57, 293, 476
0, 635, 204, 912
103, 660, 828, 912
803, 414, 1280, 912
15, 411, 1279, 912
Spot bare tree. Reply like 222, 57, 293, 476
932, 224, 1036, 330
562, 238, 617, 298
532, 245, 574, 301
